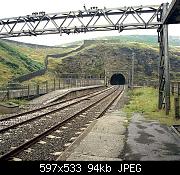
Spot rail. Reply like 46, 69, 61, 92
0, 86, 123, 160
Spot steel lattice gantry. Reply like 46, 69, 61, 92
158, 3, 170, 114
0, 2, 178, 114
0, 5, 163, 38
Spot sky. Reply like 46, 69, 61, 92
0, 0, 179, 46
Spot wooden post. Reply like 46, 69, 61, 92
46, 81, 48, 93
36, 84, 40, 96
7, 87, 10, 100
59, 78, 61, 89
27, 84, 30, 99
54, 78, 56, 91
171, 82, 174, 95
174, 97, 179, 119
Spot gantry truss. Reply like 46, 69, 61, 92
0, 5, 163, 38
0, 3, 176, 114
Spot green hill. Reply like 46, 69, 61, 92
53, 39, 180, 85
0, 39, 77, 84
0, 35, 179, 85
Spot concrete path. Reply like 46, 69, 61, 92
29, 85, 102, 105
60, 110, 127, 161
124, 113, 180, 160
58, 111, 180, 161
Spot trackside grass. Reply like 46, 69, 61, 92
123, 87, 180, 126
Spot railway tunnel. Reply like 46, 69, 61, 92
110, 73, 126, 85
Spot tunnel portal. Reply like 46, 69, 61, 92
110, 73, 126, 85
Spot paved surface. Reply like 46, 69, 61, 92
29, 85, 102, 105
65, 110, 127, 161
124, 114, 180, 160
58, 104, 180, 161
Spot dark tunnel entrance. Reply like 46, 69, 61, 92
110, 73, 126, 85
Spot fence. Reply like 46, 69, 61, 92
0, 78, 104, 101
171, 82, 180, 119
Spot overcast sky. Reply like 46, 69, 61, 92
0, 0, 179, 46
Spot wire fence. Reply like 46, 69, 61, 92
0, 78, 104, 101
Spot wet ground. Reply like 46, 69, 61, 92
124, 113, 180, 160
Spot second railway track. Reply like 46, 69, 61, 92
0, 85, 124, 160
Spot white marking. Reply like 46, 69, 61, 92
88, 120, 93, 123
80, 128, 86, 131
55, 130, 62, 133
34, 134, 39, 136
55, 137, 61, 139
4, 132, 10, 135
50, 152, 62, 156
85, 124, 90, 126
12, 157, 22, 161
46, 135, 56, 139
70, 137, 77, 141
64, 143, 71, 147
10, 146, 17, 149
24, 148, 34, 153
67, 123, 72, 125
47, 116, 52, 119
62, 126, 68, 129
75, 132, 82, 135
38, 141, 46, 144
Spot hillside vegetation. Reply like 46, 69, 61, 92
0, 39, 77, 85
54, 40, 180, 84
0, 35, 179, 85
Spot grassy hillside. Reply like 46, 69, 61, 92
0, 35, 179, 85
54, 39, 180, 84
0, 39, 79, 85
0, 41, 43, 84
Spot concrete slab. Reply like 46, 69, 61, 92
29, 85, 103, 105
91, 117, 126, 135
73, 132, 125, 158
125, 113, 180, 160
64, 111, 127, 161
67, 154, 122, 161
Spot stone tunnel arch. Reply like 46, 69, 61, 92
110, 73, 126, 85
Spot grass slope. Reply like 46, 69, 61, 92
123, 87, 180, 126
0, 39, 78, 84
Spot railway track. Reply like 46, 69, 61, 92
0, 85, 124, 160
0, 87, 111, 132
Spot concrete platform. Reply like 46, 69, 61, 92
124, 114, 180, 160
58, 111, 180, 161
29, 85, 104, 105
58, 110, 127, 161
56, 87, 180, 161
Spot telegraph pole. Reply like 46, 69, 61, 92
131, 52, 135, 88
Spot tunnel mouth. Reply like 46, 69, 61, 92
110, 73, 126, 85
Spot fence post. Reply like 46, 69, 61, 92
171, 82, 174, 95
178, 82, 180, 97
54, 78, 56, 91
27, 84, 30, 99
36, 84, 40, 96
7, 87, 10, 100
46, 81, 48, 93
59, 79, 61, 89
174, 97, 179, 119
